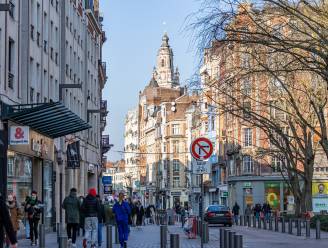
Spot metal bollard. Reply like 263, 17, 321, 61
247, 216, 251, 227
106, 225, 113, 248
56, 223, 60, 244
288, 219, 293, 234
316, 219, 321, 239
160, 225, 168, 248
258, 218, 261, 229
59, 236, 68, 248
39, 224, 45, 248
252, 216, 256, 228
115, 225, 119, 244
269, 217, 273, 231
244, 215, 247, 226
281, 218, 286, 233
220, 229, 225, 248
224, 229, 230, 248
297, 219, 301, 236
240, 215, 244, 226
274, 217, 279, 232
170, 234, 180, 248
228, 231, 235, 248
263, 218, 267, 230
306, 219, 310, 238
202, 222, 209, 243
234, 234, 243, 248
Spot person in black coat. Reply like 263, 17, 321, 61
96, 195, 106, 247
0, 194, 17, 248
135, 201, 144, 227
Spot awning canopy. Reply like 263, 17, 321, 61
1, 102, 91, 139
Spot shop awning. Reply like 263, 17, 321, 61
1, 102, 91, 138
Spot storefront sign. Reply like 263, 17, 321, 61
265, 182, 280, 210
209, 188, 217, 192
103, 184, 112, 195
287, 195, 294, 204
313, 198, 328, 213
171, 191, 181, 196
67, 141, 81, 169
102, 176, 112, 185
243, 182, 252, 188
88, 164, 96, 174
9, 126, 29, 145
221, 191, 228, 197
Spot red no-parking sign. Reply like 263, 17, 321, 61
190, 137, 213, 160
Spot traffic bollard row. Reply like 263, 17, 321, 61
274, 217, 279, 232
306, 219, 311, 238
288, 218, 293, 234
220, 229, 243, 248
160, 225, 168, 248
39, 224, 45, 248
202, 222, 209, 244
297, 219, 301, 236
170, 234, 180, 248
106, 225, 113, 248
316, 219, 321, 239
58, 236, 68, 248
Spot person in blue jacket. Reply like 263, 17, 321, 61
113, 192, 131, 248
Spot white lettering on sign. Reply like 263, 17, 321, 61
192, 159, 211, 174
9, 126, 30, 145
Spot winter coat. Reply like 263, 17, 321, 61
113, 201, 131, 224
232, 204, 240, 216
104, 204, 116, 225
7, 201, 22, 231
0, 195, 17, 246
136, 206, 144, 226
98, 201, 106, 224
25, 197, 42, 220
62, 192, 80, 224
81, 194, 101, 218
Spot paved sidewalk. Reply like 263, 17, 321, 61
18, 223, 328, 248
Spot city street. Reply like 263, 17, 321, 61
18, 223, 328, 248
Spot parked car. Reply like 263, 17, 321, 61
204, 205, 233, 226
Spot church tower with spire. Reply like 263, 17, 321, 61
153, 33, 180, 89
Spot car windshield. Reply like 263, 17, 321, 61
207, 205, 228, 212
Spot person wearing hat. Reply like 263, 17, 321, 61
113, 192, 131, 248
81, 188, 101, 248
0, 194, 17, 248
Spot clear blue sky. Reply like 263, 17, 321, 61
100, 0, 201, 161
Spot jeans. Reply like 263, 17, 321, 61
234, 215, 239, 224
98, 223, 103, 246
84, 217, 98, 245
25, 219, 30, 238
117, 221, 129, 247
29, 218, 39, 242
67, 223, 79, 244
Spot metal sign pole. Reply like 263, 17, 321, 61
200, 173, 204, 248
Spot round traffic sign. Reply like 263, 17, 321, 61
190, 137, 213, 160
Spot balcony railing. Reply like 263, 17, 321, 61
102, 135, 113, 154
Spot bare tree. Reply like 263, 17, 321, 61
187, 1, 328, 213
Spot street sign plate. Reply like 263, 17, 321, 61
103, 184, 112, 194
102, 176, 112, 185
190, 137, 213, 160
192, 159, 211, 174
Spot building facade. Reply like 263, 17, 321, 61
0, 0, 108, 230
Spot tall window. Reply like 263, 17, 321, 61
8, 38, 15, 89
241, 78, 251, 97
228, 159, 236, 176
173, 159, 180, 172
172, 124, 180, 135
243, 128, 252, 147
173, 176, 180, 188
243, 155, 254, 174
172, 141, 179, 153
272, 156, 284, 172
30, 87, 34, 102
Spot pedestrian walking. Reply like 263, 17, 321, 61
0, 194, 17, 248
5, 194, 22, 248
78, 196, 85, 237
135, 201, 144, 228
253, 203, 262, 220
232, 202, 240, 224
145, 205, 151, 225
113, 192, 131, 248
181, 206, 187, 228
21, 196, 30, 239
62, 188, 80, 247
96, 195, 106, 247
262, 203, 271, 222
24, 190, 43, 246
131, 202, 137, 227
81, 188, 101, 248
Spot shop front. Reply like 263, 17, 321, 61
7, 124, 55, 230
312, 181, 328, 213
